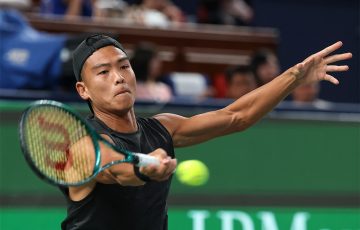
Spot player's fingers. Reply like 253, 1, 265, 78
140, 165, 157, 176
323, 74, 339, 85
163, 158, 177, 178
156, 148, 167, 156
151, 148, 166, 158
324, 52, 352, 64
156, 157, 174, 179
326, 65, 349, 72
149, 158, 177, 181
140, 157, 169, 178
317, 41, 343, 57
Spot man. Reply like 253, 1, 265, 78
63, 34, 351, 229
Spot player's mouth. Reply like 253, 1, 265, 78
114, 88, 131, 97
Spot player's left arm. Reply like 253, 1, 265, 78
155, 42, 352, 147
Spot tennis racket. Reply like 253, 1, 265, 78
19, 100, 159, 187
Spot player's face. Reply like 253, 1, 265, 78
77, 46, 137, 114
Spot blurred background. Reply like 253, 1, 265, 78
0, 0, 359, 229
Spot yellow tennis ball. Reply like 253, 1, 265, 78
176, 160, 209, 186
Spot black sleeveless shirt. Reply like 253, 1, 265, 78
60, 116, 175, 230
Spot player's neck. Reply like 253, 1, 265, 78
94, 108, 138, 133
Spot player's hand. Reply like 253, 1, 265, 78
140, 148, 177, 181
290, 41, 352, 85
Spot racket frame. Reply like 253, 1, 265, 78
19, 100, 102, 186
19, 100, 153, 186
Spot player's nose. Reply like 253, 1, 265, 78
114, 71, 125, 85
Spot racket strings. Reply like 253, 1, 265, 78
25, 106, 95, 185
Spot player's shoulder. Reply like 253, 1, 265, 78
152, 113, 187, 136
153, 113, 186, 123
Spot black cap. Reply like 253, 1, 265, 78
72, 34, 126, 81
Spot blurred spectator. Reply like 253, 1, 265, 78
250, 49, 280, 87
0, 0, 31, 10
40, 0, 94, 19
291, 83, 333, 109
0, 9, 66, 89
131, 42, 173, 102
124, 0, 185, 27
58, 34, 93, 92
165, 72, 215, 99
198, 0, 253, 25
172, 0, 198, 23
225, 65, 256, 99
212, 72, 227, 98
93, 0, 127, 18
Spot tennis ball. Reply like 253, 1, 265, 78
176, 160, 209, 186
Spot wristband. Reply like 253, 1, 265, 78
133, 165, 152, 182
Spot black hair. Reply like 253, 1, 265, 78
72, 34, 126, 82
225, 65, 252, 83
250, 49, 276, 86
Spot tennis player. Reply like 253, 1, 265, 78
61, 34, 352, 230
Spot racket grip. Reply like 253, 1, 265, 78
134, 153, 160, 167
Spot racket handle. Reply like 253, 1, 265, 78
134, 153, 160, 167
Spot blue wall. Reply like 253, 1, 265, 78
174, 0, 359, 103
252, 0, 359, 103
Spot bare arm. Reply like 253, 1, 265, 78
155, 42, 352, 147
68, 134, 176, 201
97, 136, 176, 186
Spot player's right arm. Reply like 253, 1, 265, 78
68, 135, 176, 201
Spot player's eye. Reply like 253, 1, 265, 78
121, 65, 130, 70
97, 70, 109, 75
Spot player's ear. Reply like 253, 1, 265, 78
76, 81, 90, 100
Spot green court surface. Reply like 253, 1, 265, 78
1, 207, 360, 230
0, 208, 65, 229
